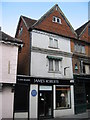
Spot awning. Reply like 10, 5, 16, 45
47, 55, 63, 61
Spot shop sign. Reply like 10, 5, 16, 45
31, 89, 37, 97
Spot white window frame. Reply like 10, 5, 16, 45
52, 16, 61, 24
48, 59, 61, 73
74, 43, 85, 54
56, 85, 71, 109
49, 37, 58, 49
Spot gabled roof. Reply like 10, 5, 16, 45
0, 31, 23, 45
76, 20, 90, 36
31, 4, 77, 39
21, 15, 37, 30
16, 4, 77, 39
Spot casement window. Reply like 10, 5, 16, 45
74, 43, 85, 54
47, 56, 62, 73
80, 61, 90, 74
55, 60, 59, 71
19, 26, 23, 36
49, 38, 58, 48
56, 86, 71, 109
49, 59, 53, 71
49, 59, 60, 72
53, 16, 61, 24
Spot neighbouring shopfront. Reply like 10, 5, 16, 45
74, 74, 90, 114
14, 75, 74, 119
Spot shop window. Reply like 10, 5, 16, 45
56, 86, 71, 109
49, 38, 58, 48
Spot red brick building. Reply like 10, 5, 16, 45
71, 21, 90, 114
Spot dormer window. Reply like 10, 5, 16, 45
53, 16, 61, 24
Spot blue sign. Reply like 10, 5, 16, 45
31, 90, 37, 97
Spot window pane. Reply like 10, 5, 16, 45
55, 60, 59, 71
49, 59, 53, 71
56, 86, 71, 109
82, 46, 85, 53
57, 18, 60, 23
54, 39, 58, 48
49, 38, 53, 47
53, 16, 56, 22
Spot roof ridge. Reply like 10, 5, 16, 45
21, 15, 37, 21
75, 20, 90, 36
32, 4, 58, 28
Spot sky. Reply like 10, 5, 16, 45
1, 1, 90, 37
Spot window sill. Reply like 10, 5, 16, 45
48, 46, 59, 49
48, 71, 61, 74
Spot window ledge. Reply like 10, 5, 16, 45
48, 46, 59, 49
48, 71, 61, 74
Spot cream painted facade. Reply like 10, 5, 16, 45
31, 30, 73, 79
29, 30, 74, 118
0, 42, 19, 119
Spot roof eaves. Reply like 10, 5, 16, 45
79, 22, 89, 37
21, 15, 29, 30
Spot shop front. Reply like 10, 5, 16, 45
14, 75, 74, 119
74, 74, 90, 114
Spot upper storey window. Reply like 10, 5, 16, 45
74, 43, 85, 54
49, 38, 58, 48
53, 16, 61, 24
19, 26, 23, 36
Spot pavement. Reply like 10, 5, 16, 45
45, 110, 90, 120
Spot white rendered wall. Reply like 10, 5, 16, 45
2, 86, 14, 118
53, 85, 74, 117
31, 52, 73, 78
32, 30, 71, 53
29, 84, 38, 118
0, 91, 2, 120
31, 30, 73, 79
0, 43, 18, 83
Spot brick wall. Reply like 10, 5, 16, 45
15, 18, 30, 75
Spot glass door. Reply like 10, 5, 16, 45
39, 86, 53, 118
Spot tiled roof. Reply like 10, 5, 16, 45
21, 15, 37, 30
0, 31, 23, 45
21, 4, 77, 39
76, 20, 90, 36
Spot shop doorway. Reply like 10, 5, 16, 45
85, 83, 90, 109
14, 84, 29, 117
38, 85, 53, 119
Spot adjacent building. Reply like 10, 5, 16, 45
71, 21, 90, 114
0, 30, 23, 119
15, 4, 76, 119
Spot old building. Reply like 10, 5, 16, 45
15, 4, 76, 119
71, 21, 90, 114
0, 30, 23, 119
